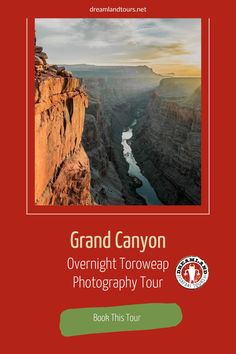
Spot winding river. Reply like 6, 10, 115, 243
121, 120, 162, 205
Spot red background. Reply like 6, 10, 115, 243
2, 0, 234, 352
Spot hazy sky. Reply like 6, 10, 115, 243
36, 18, 201, 76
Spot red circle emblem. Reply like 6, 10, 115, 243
176, 256, 209, 289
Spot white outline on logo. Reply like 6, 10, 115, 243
176, 256, 209, 289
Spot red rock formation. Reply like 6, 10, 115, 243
35, 41, 92, 205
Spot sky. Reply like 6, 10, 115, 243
36, 18, 201, 76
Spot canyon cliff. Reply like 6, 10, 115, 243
132, 80, 201, 204
82, 79, 125, 204
35, 42, 92, 205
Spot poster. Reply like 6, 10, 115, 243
2, 0, 233, 352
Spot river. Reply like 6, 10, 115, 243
121, 120, 162, 205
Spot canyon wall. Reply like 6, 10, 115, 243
35, 43, 92, 205
156, 77, 201, 98
81, 78, 146, 205
132, 83, 201, 205
82, 79, 125, 204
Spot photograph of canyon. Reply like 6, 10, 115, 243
35, 18, 201, 206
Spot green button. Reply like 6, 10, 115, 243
60, 303, 182, 336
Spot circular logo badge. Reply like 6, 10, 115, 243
176, 256, 209, 289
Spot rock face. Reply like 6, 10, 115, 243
156, 77, 201, 98
82, 79, 131, 205
79, 74, 161, 205
132, 83, 201, 205
35, 39, 91, 205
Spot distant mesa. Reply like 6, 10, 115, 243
166, 72, 175, 76
156, 77, 201, 98
64, 64, 161, 79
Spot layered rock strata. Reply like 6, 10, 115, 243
35, 40, 91, 205
132, 86, 201, 205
